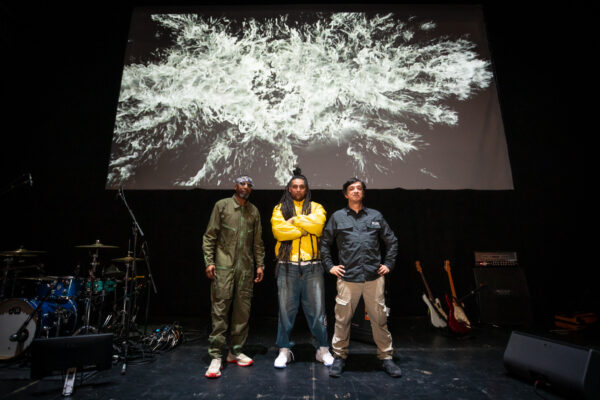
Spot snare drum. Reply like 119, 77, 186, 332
0, 298, 38, 360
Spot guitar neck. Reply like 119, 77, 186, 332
444, 260, 458, 299
415, 261, 435, 301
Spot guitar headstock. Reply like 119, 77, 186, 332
415, 260, 422, 273
443, 259, 451, 273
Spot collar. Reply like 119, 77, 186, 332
345, 206, 367, 216
293, 199, 306, 208
232, 195, 246, 208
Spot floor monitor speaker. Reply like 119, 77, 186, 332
503, 331, 600, 399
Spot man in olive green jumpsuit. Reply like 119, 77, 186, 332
203, 176, 265, 378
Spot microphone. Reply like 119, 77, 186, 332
9, 328, 29, 342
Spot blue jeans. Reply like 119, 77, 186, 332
276, 262, 328, 348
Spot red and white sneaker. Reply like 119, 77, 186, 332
205, 358, 222, 378
226, 351, 254, 367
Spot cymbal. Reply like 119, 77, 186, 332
75, 240, 119, 249
103, 265, 124, 276
116, 275, 145, 282
1, 247, 47, 257
46, 275, 76, 280
112, 256, 144, 263
18, 276, 57, 281
1, 252, 36, 258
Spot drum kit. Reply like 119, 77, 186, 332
0, 241, 147, 361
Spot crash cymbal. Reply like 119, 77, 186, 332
112, 256, 144, 263
0, 252, 36, 258
45, 275, 76, 280
18, 276, 57, 281
75, 240, 119, 249
0, 247, 47, 257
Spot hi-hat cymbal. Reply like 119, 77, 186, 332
111, 256, 144, 263
103, 265, 124, 276
75, 240, 119, 249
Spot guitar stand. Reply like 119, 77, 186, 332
442, 285, 488, 339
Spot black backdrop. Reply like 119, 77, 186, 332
1, 2, 591, 327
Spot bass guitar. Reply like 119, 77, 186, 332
443, 260, 471, 334
415, 261, 447, 328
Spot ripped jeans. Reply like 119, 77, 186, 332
275, 262, 329, 349
332, 276, 393, 360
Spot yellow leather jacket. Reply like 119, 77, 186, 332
271, 200, 326, 262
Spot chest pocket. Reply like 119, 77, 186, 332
335, 223, 353, 233
335, 223, 354, 246
219, 222, 238, 245
366, 220, 381, 231
365, 220, 382, 246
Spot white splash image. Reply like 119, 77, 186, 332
107, 13, 492, 187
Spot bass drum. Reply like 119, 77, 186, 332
0, 298, 38, 360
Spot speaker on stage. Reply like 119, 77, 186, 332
31, 333, 113, 379
473, 267, 532, 326
503, 331, 600, 399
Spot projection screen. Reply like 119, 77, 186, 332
106, 5, 513, 190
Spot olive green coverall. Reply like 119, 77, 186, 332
203, 196, 265, 359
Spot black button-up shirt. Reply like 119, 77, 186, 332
321, 207, 398, 282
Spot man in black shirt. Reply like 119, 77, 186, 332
321, 178, 402, 378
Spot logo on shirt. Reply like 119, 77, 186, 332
370, 221, 380, 228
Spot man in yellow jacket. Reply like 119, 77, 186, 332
271, 169, 334, 368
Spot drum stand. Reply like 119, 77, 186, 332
0, 256, 15, 300
118, 231, 141, 375
74, 251, 101, 335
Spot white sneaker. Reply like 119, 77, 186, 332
274, 348, 293, 368
226, 351, 253, 367
205, 358, 222, 378
315, 346, 334, 366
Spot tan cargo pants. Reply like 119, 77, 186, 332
332, 276, 393, 360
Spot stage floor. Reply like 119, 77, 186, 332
1, 316, 594, 400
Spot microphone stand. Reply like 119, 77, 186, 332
116, 187, 157, 374
457, 284, 488, 304
141, 241, 157, 336
9, 279, 57, 343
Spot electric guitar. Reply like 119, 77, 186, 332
443, 260, 471, 334
415, 261, 447, 328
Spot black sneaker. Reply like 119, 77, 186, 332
329, 357, 345, 378
381, 359, 401, 378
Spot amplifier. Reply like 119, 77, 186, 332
473, 267, 532, 326
474, 251, 518, 266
